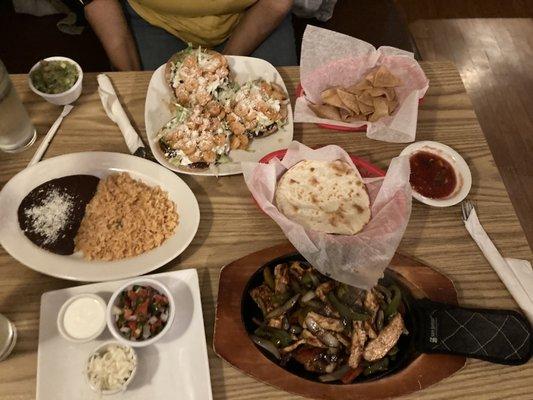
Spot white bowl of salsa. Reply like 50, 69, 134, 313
400, 140, 472, 207
106, 278, 175, 347
28, 56, 83, 105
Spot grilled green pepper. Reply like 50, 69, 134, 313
327, 292, 369, 321
263, 267, 275, 290
384, 285, 402, 319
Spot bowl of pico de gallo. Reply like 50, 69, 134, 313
106, 278, 175, 347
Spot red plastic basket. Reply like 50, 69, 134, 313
295, 83, 424, 133
259, 149, 386, 178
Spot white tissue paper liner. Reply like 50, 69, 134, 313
294, 25, 429, 143
242, 141, 412, 289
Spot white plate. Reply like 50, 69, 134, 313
0, 152, 200, 281
400, 140, 472, 207
36, 269, 212, 400
145, 55, 294, 176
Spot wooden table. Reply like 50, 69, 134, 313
1, 63, 531, 399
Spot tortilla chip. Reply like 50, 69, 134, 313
320, 87, 347, 110
364, 69, 376, 83
340, 108, 367, 122
384, 88, 396, 101
309, 103, 342, 121
368, 97, 390, 122
368, 87, 387, 97
373, 65, 402, 88
345, 86, 363, 96
386, 98, 399, 114
357, 91, 374, 107
337, 89, 361, 114
358, 100, 374, 115
348, 80, 372, 92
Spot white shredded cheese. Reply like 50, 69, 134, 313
87, 345, 136, 392
24, 189, 73, 244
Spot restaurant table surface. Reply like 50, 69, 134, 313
0, 62, 532, 400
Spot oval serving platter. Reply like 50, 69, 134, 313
145, 55, 294, 176
214, 243, 466, 400
0, 152, 200, 282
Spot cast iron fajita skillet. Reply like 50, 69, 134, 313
242, 253, 532, 384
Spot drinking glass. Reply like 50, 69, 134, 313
0, 59, 36, 153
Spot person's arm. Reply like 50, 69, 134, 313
84, 0, 141, 71
223, 0, 293, 56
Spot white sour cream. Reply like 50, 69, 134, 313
63, 297, 105, 339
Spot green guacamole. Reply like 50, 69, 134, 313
31, 60, 79, 94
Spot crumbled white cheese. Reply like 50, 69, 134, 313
24, 189, 73, 244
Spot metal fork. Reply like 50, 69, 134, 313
461, 199, 475, 222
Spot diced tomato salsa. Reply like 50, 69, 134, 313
113, 285, 170, 341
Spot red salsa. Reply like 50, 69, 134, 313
112, 285, 170, 341
409, 151, 457, 199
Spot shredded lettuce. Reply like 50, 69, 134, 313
172, 103, 190, 122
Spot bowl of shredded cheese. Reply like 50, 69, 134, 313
85, 341, 137, 395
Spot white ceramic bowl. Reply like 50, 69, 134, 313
28, 56, 83, 105
400, 140, 472, 207
57, 293, 107, 343
106, 278, 175, 347
85, 341, 137, 395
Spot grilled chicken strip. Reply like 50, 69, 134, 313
289, 261, 306, 279
302, 329, 327, 348
281, 339, 305, 353
364, 290, 380, 321
348, 321, 367, 369
250, 284, 275, 315
364, 321, 378, 339
307, 311, 344, 332
315, 281, 334, 302
305, 315, 340, 347
363, 313, 404, 362
274, 264, 290, 294
335, 332, 351, 347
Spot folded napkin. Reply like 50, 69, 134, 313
97, 73, 144, 154
465, 208, 533, 326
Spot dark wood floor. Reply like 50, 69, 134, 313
410, 18, 533, 248
398, 0, 533, 20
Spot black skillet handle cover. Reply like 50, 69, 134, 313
413, 299, 532, 365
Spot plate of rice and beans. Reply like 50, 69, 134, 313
0, 152, 200, 282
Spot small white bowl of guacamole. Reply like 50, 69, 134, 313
29, 56, 83, 105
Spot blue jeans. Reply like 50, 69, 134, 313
122, 1, 298, 70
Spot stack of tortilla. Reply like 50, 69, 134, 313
275, 159, 371, 235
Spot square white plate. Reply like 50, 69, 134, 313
145, 55, 294, 176
36, 269, 212, 400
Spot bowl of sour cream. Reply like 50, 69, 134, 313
57, 293, 106, 343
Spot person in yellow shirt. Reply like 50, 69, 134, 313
83, 0, 297, 70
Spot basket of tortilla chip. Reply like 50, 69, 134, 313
242, 141, 412, 290
293, 26, 429, 143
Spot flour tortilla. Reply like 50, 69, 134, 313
275, 160, 371, 235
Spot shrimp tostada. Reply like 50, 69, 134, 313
224, 79, 289, 151
160, 47, 289, 170
165, 46, 231, 108
157, 105, 231, 170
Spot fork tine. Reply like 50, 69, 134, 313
461, 199, 475, 221
467, 200, 474, 216
461, 201, 468, 221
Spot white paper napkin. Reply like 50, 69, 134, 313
97, 73, 144, 154
465, 208, 533, 326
